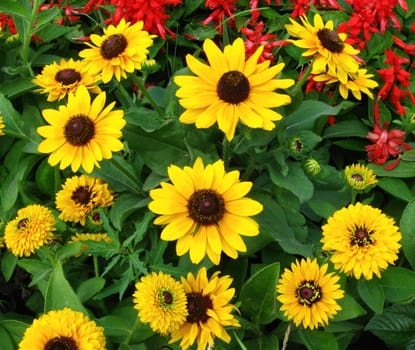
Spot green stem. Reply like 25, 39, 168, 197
131, 74, 164, 117
222, 137, 231, 168
291, 63, 313, 96
93, 255, 99, 278
21, 0, 40, 76
241, 152, 257, 181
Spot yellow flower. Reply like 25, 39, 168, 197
32, 58, 102, 102
79, 19, 155, 83
321, 202, 402, 279
276, 258, 344, 330
69, 233, 112, 255
174, 38, 294, 141
0, 115, 5, 136
169, 267, 240, 350
18, 308, 106, 350
285, 13, 360, 83
37, 85, 126, 173
133, 271, 188, 335
55, 174, 114, 225
148, 157, 263, 265
344, 163, 378, 191
313, 68, 379, 100
4, 204, 56, 257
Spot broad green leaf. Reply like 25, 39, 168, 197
125, 106, 163, 132
380, 267, 415, 304
0, 251, 18, 282
35, 159, 61, 197
377, 177, 413, 202
0, 78, 36, 98
333, 294, 366, 322
323, 120, 369, 138
0, 2, 29, 18
17, 259, 53, 288
357, 278, 385, 314
77, 277, 106, 303
0, 93, 26, 138
55, 242, 83, 262
365, 303, 415, 349
44, 261, 87, 313
239, 262, 280, 325
368, 161, 415, 178
299, 330, 339, 350
0, 320, 29, 346
109, 193, 149, 230
0, 326, 15, 350
400, 199, 415, 270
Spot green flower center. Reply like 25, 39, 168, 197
217, 70, 250, 104
317, 28, 344, 53
101, 34, 127, 59
187, 189, 225, 225
186, 292, 213, 323
55, 69, 81, 86
44, 336, 78, 350
64, 115, 95, 146
158, 289, 174, 309
72, 186, 92, 205
297, 281, 321, 306
351, 226, 373, 246
17, 218, 29, 229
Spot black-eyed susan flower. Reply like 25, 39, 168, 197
79, 19, 155, 83
285, 13, 360, 84
344, 163, 377, 191
32, 58, 102, 102
4, 204, 56, 257
55, 174, 114, 225
148, 157, 263, 265
18, 308, 106, 349
37, 85, 126, 173
174, 37, 294, 141
313, 68, 379, 100
133, 271, 188, 335
276, 258, 344, 330
169, 267, 240, 350
321, 202, 402, 279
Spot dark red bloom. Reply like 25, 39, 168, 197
201, 0, 238, 33
366, 121, 411, 169
377, 50, 415, 115
286, 0, 342, 18
0, 13, 17, 34
83, 0, 182, 38
393, 35, 415, 56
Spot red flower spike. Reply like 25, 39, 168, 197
201, 0, 238, 33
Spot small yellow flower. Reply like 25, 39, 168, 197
133, 271, 188, 335
277, 258, 344, 330
4, 204, 56, 257
344, 163, 377, 191
0, 114, 5, 135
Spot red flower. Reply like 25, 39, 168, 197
286, 0, 342, 18
83, 0, 182, 38
366, 121, 411, 169
201, 0, 238, 32
377, 50, 415, 115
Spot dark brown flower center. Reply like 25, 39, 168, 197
187, 189, 225, 225
163, 291, 173, 305
44, 336, 78, 350
17, 218, 29, 229
64, 115, 95, 146
351, 173, 363, 182
101, 34, 127, 59
71, 186, 92, 205
317, 28, 344, 53
217, 70, 250, 104
351, 226, 373, 247
55, 69, 81, 86
297, 281, 321, 306
186, 292, 213, 323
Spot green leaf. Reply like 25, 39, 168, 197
55, 242, 83, 262
333, 294, 366, 322
238, 262, 280, 325
368, 161, 415, 178
0, 320, 29, 345
0, 78, 36, 98
0, 326, 15, 350
365, 303, 415, 349
17, 259, 53, 288
44, 261, 87, 313
124, 106, 163, 132
109, 193, 149, 230
380, 267, 415, 304
357, 278, 385, 314
0, 93, 26, 138
299, 330, 339, 350
0, 251, 18, 282
323, 120, 370, 138
377, 177, 413, 202
77, 277, 106, 303
400, 199, 415, 270
0, 2, 30, 18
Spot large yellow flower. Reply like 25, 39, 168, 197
18, 308, 106, 350
148, 157, 263, 265
174, 38, 294, 141
169, 267, 240, 350
55, 174, 114, 225
79, 19, 155, 83
133, 271, 188, 335
321, 202, 402, 279
276, 258, 344, 330
32, 58, 102, 101
37, 85, 126, 173
344, 163, 377, 191
285, 13, 360, 84
4, 204, 56, 257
